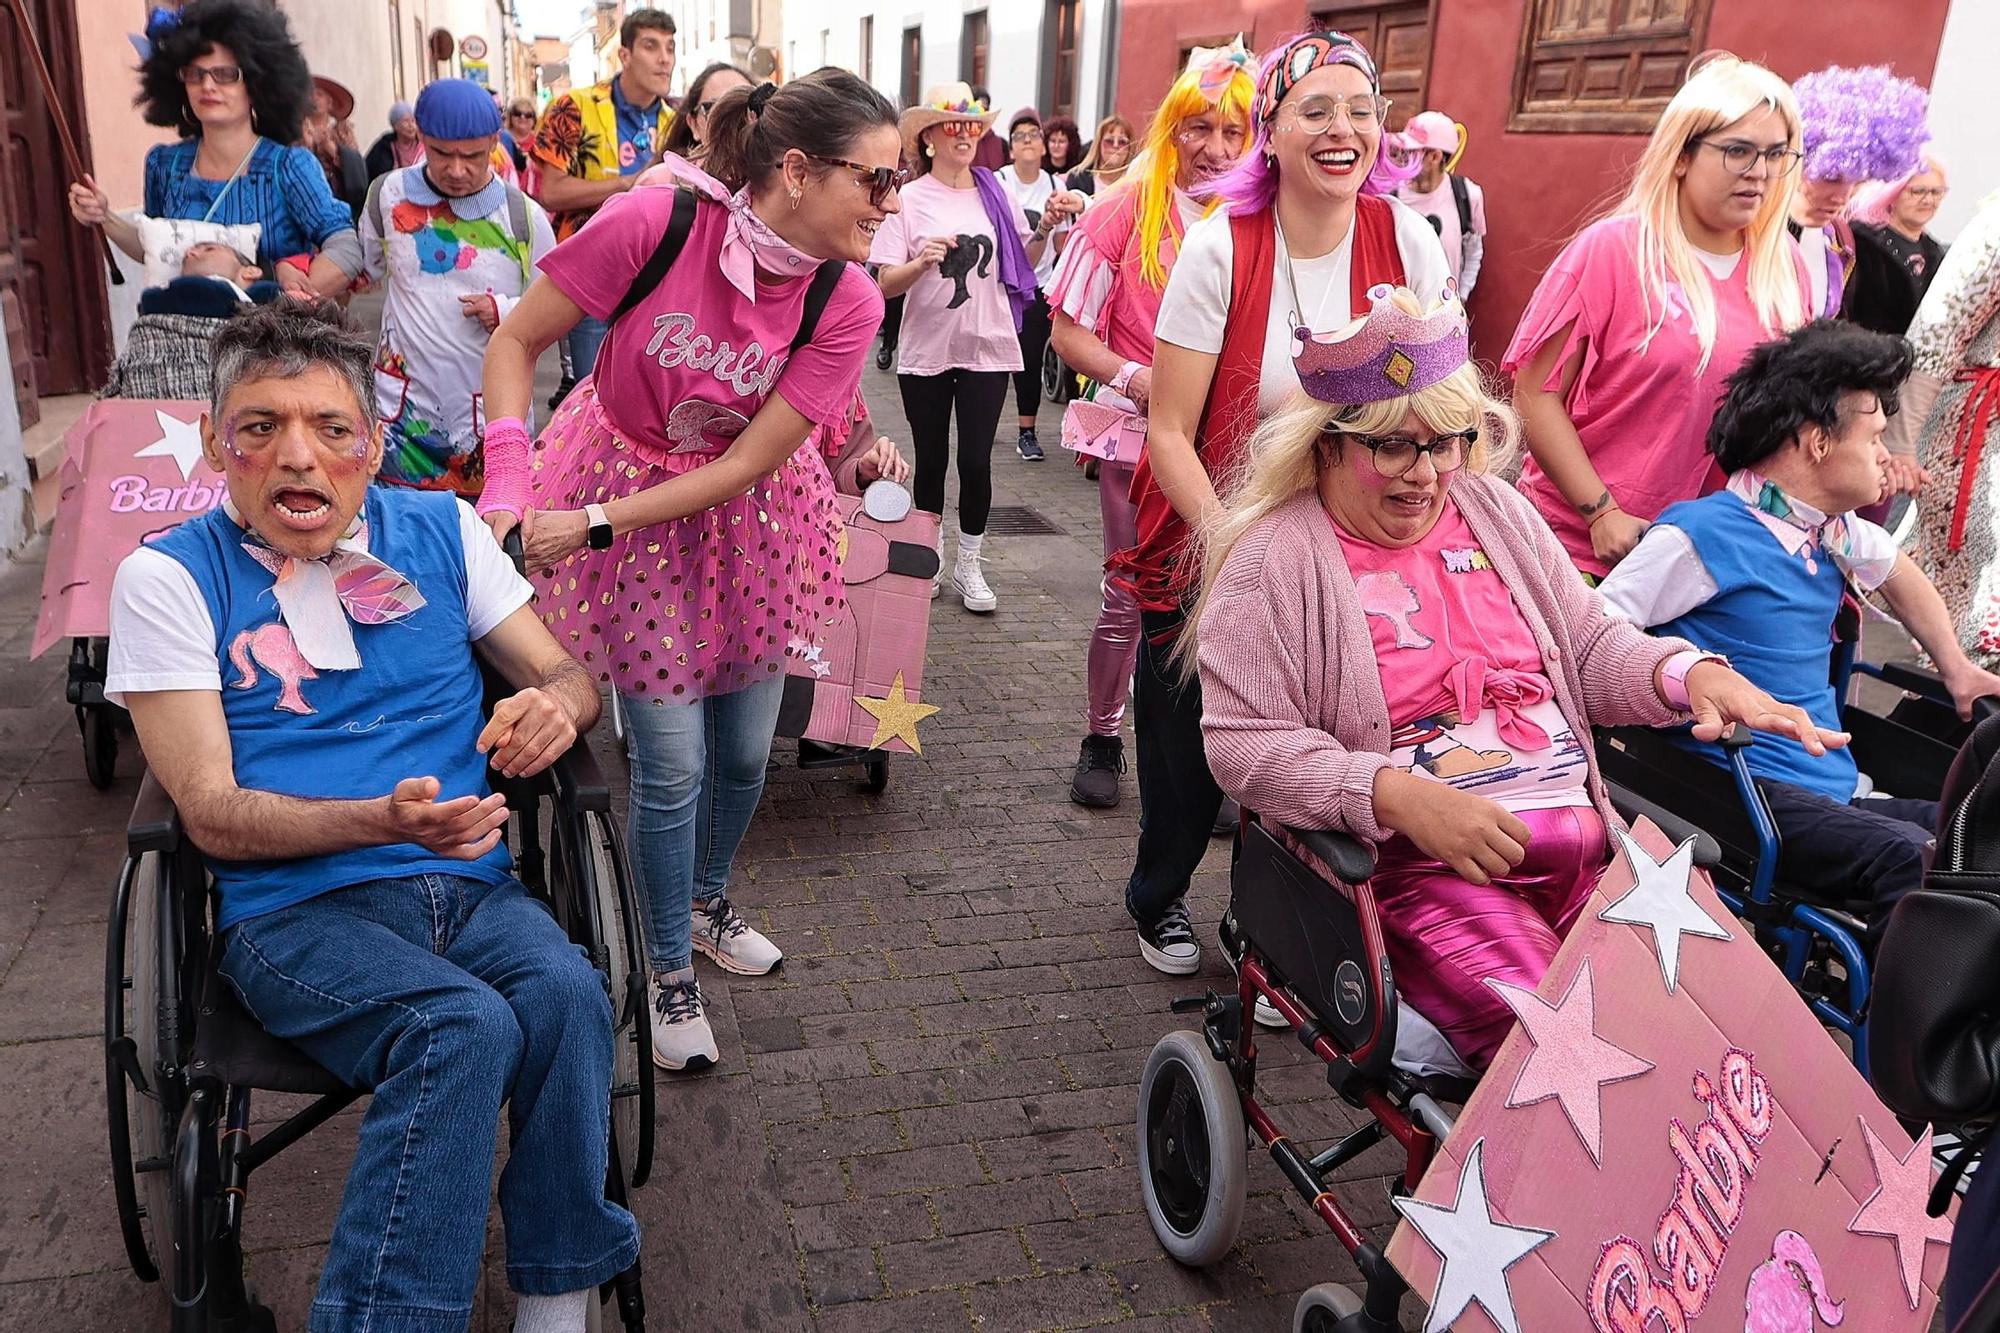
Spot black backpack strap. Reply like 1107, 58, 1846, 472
1450, 173, 1472, 238
790, 260, 847, 353
609, 185, 699, 326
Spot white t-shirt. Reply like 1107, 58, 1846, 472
995, 165, 1070, 290
104, 499, 534, 707
1394, 173, 1487, 297
1153, 196, 1452, 418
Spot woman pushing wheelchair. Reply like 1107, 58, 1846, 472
1189, 287, 1842, 1070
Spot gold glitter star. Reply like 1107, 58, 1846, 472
854, 671, 940, 753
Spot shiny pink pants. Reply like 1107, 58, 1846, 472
1088, 460, 1141, 736
1371, 804, 1608, 1070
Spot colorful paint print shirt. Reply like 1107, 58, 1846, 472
1332, 499, 1592, 812
359, 167, 556, 497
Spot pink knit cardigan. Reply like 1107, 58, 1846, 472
1195, 475, 1694, 844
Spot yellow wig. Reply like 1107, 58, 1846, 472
1127, 62, 1255, 291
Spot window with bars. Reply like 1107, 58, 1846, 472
961, 10, 988, 90
1043, 0, 1080, 120
1510, 0, 1714, 133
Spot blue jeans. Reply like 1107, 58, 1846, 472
622, 676, 784, 972
219, 874, 639, 1333
567, 315, 611, 382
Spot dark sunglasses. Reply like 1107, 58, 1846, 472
805, 154, 910, 206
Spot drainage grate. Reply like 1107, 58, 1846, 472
983, 505, 1066, 536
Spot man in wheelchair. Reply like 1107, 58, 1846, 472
1599, 320, 2000, 942
103, 303, 639, 1333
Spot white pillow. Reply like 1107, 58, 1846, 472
133, 214, 263, 287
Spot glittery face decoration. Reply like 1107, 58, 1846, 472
219, 408, 371, 465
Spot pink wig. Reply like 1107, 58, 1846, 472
1203, 32, 1412, 217
1851, 150, 1946, 227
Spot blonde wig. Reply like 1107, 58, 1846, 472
1124, 62, 1255, 290
1615, 55, 1808, 373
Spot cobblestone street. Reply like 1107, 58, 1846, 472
0, 357, 1404, 1332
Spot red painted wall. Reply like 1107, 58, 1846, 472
1114, 0, 1952, 362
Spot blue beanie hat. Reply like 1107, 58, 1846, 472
413, 79, 501, 139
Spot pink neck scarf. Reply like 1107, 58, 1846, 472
226, 499, 426, 671
636, 153, 822, 301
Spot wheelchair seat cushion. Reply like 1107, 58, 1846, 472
195, 968, 353, 1096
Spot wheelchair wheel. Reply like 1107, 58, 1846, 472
1293, 1283, 1365, 1332
568, 810, 655, 1191
1138, 1028, 1246, 1267
863, 758, 889, 794
107, 852, 175, 1282
82, 704, 118, 790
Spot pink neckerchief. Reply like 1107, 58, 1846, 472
225, 498, 426, 671
635, 153, 820, 301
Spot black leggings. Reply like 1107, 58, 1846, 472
881, 293, 904, 350
1013, 292, 1053, 421
899, 369, 1010, 536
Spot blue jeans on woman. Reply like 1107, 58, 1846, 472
622, 675, 784, 972
219, 873, 639, 1333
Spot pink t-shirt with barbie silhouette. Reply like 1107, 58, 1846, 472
1334, 500, 1590, 811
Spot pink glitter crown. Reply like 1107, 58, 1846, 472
1293, 284, 1470, 406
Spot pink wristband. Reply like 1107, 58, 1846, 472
1660, 650, 1726, 712
477, 416, 533, 520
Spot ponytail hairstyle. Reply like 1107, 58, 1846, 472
700, 69, 899, 196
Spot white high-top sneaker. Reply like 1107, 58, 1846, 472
953, 531, 997, 613
650, 968, 719, 1072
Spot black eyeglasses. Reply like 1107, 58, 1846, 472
1328, 427, 1478, 477
179, 64, 243, 87
1690, 138, 1804, 177
805, 154, 910, 206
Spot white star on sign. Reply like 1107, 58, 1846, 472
802, 643, 825, 665
1394, 1138, 1554, 1333
134, 409, 207, 482
810, 660, 831, 678
1598, 826, 1731, 993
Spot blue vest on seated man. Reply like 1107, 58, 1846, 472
147, 486, 511, 927
1652, 491, 1858, 802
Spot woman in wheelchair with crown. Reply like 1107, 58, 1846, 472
1190, 286, 1845, 1070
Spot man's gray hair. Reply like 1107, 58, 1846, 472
210, 301, 378, 431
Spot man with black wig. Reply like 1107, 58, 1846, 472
1600, 319, 2000, 941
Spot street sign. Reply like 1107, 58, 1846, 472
460, 33, 488, 61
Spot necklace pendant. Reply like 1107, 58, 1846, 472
1294, 324, 1312, 344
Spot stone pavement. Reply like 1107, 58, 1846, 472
0, 355, 1407, 1332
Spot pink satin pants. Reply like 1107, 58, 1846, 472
1088, 459, 1141, 736
1370, 804, 1608, 1070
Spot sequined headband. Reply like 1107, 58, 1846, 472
1255, 32, 1379, 123
1293, 285, 1469, 405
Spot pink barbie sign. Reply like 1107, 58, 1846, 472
33, 401, 222, 659
1384, 819, 1952, 1332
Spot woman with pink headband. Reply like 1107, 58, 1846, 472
1191, 288, 1836, 1068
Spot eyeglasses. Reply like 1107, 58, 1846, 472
693, 98, 725, 117
179, 64, 244, 87
805, 154, 910, 206
509, 109, 537, 120
1690, 139, 1804, 177
1101, 135, 1131, 148
1280, 94, 1390, 135
934, 120, 984, 138
1905, 186, 1948, 201
1010, 128, 1043, 144
1329, 427, 1477, 477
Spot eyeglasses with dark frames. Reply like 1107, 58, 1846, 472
804, 154, 910, 206
1689, 138, 1805, 177
1326, 427, 1478, 478
179, 64, 244, 87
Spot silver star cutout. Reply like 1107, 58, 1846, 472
1598, 826, 1731, 993
134, 408, 207, 482
1394, 1138, 1554, 1333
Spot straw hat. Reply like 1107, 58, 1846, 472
899, 82, 998, 162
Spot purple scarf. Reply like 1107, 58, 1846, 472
972, 166, 1037, 333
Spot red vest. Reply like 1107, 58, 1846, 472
1112, 194, 1407, 615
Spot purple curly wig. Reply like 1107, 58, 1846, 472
1203, 32, 1414, 217
1791, 64, 1929, 184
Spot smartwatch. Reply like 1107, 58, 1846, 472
585, 503, 614, 551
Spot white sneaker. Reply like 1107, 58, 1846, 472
953, 556, 997, 614
651, 970, 718, 1072
691, 895, 783, 975
930, 569, 942, 600
1137, 899, 1201, 976
1219, 912, 1287, 1029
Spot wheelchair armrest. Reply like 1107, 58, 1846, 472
127, 769, 182, 855
551, 738, 612, 814
1604, 782, 1722, 869
1279, 824, 1376, 885
1866, 660, 1953, 703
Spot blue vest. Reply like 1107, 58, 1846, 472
1653, 491, 1857, 801
151, 487, 511, 927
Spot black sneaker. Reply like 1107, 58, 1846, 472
875, 342, 895, 371
1069, 734, 1125, 808
1137, 899, 1201, 975
1212, 795, 1240, 837
1017, 428, 1045, 461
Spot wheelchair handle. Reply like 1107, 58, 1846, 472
1719, 724, 1756, 751
503, 528, 527, 577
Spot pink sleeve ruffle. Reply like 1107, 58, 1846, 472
1046, 230, 1117, 332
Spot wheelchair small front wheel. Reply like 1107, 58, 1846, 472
1293, 1283, 1366, 1332
1137, 1028, 1247, 1268
82, 705, 118, 790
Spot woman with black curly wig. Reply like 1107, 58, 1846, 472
66, 0, 360, 299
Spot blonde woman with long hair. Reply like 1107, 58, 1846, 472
1507, 55, 1811, 578
1070, 114, 1137, 194
1192, 287, 1836, 1066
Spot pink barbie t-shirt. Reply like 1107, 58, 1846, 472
868, 172, 1030, 377
539, 184, 883, 453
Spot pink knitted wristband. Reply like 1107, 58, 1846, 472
477, 417, 533, 519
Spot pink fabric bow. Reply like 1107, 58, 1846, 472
636, 153, 821, 302
1444, 657, 1554, 752
240, 517, 426, 670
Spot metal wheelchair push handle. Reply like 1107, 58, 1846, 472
497, 524, 612, 813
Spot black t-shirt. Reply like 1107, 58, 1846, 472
1846, 222, 1947, 337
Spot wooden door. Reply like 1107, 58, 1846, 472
0, 0, 110, 409
901, 25, 922, 111
1311, 0, 1434, 132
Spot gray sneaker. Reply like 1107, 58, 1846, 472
692, 894, 783, 975
651, 969, 718, 1072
